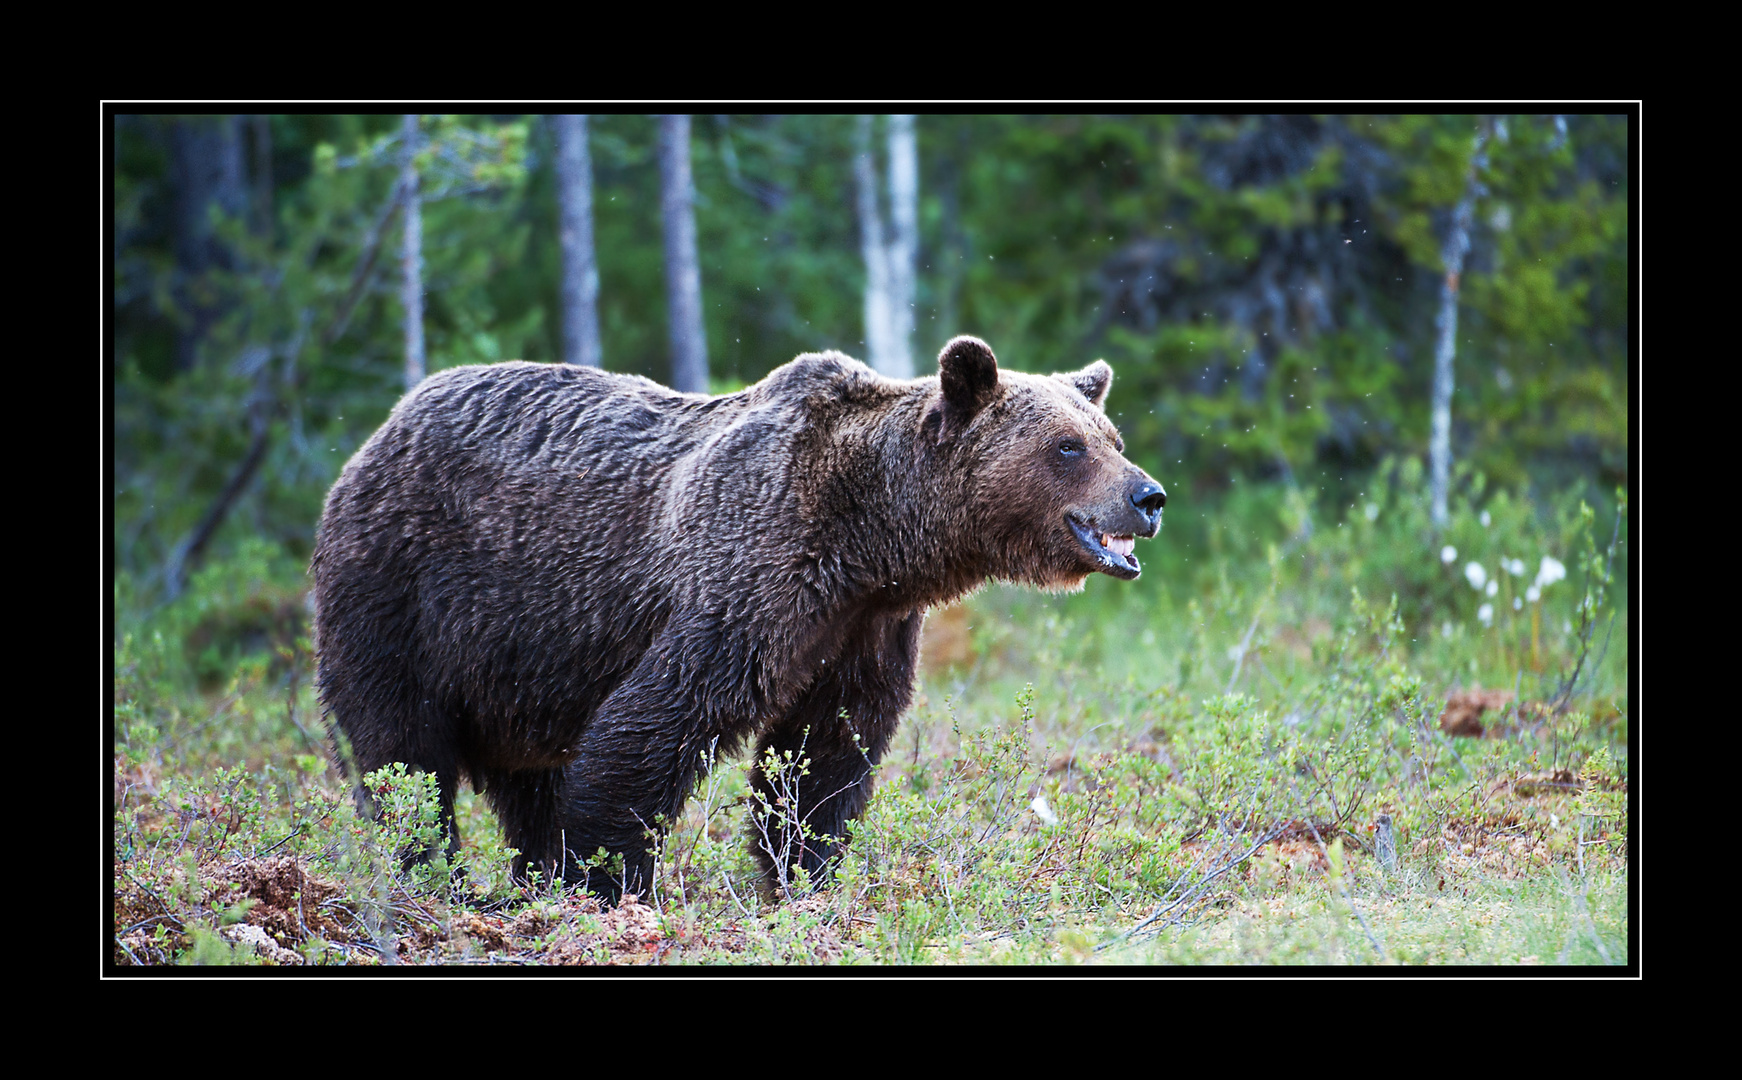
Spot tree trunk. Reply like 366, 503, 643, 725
1429, 123, 1487, 527
169, 115, 246, 372
885, 115, 919, 379
553, 114, 603, 368
400, 114, 426, 391
659, 114, 709, 393
855, 115, 896, 374
250, 114, 274, 241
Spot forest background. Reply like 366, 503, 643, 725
109, 111, 1633, 967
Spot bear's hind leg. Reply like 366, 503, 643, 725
478, 767, 568, 887
323, 686, 465, 872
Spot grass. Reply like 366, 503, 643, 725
110, 465, 1630, 969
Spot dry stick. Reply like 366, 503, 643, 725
1289, 774, 1386, 961
323, 180, 406, 347
118, 913, 183, 937
1100, 826, 1284, 949
255, 824, 304, 858
1102, 773, 1278, 951
1226, 603, 1266, 694
114, 936, 144, 966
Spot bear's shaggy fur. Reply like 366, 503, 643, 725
311, 336, 1165, 899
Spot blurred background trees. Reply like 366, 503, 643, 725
112, 113, 1630, 610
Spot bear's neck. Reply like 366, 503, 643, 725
807, 412, 991, 616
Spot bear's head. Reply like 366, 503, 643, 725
928, 335, 1166, 592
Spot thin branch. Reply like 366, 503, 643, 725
323, 179, 406, 348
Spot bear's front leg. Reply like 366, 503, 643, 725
557, 634, 726, 904
749, 610, 919, 897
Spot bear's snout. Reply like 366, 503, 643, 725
1129, 479, 1166, 536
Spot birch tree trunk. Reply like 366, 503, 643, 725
885, 114, 919, 378
855, 115, 897, 375
659, 114, 709, 394
553, 114, 603, 368
400, 113, 426, 391
1430, 123, 1487, 527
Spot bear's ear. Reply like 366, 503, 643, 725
1058, 360, 1112, 410
937, 336, 1000, 435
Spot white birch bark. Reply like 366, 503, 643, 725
884, 114, 919, 379
659, 114, 709, 393
1430, 124, 1487, 526
553, 114, 603, 368
400, 113, 426, 390
855, 115, 897, 375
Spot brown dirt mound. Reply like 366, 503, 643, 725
1439, 688, 1517, 737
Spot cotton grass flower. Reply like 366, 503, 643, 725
1526, 584, 1541, 603
1478, 603, 1494, 627
1535, 556, 1566, 589
1485, 579, 1498, 598
1513, 596, 1523, 611
1365, 502, 1380, 522
1505, 557, 1527, 577
1465, 562, 1488, 590
1441, 545, 1458, 564
1480, 510, 1492, 527
1030, 795, 1059, 826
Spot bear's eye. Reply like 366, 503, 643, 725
1058, 438, 1087, 457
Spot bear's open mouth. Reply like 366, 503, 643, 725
1066, 514, 1140, 578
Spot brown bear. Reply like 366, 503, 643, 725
311, 336, 1164, 901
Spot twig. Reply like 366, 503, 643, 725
121, 869, 179, 921
118, 913, 183, 936
114, 936, 144, 967
1288, 775, 1386, 962
323, 180, 406, 348
162, 376, 273, 600
1100, 825, 1282, 949
256, 825, 304, 858
1226, 603, 1265, 694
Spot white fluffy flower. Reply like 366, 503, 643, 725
1486, 579, 1498, 597
1030, 795, 1060, 826
1526, 585, 1541, 603
1465, 562, 1488, 590
1441, 545, 1458, 565
1478, 603, 1494, 627
1480, 510, 1492, 527
1505, 557, 1527, 577
1535, 556, 1566, 589
1365, 502, 1380, 522
1513, 596, 1523, 611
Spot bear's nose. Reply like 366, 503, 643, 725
1131, 481, 1166, 516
